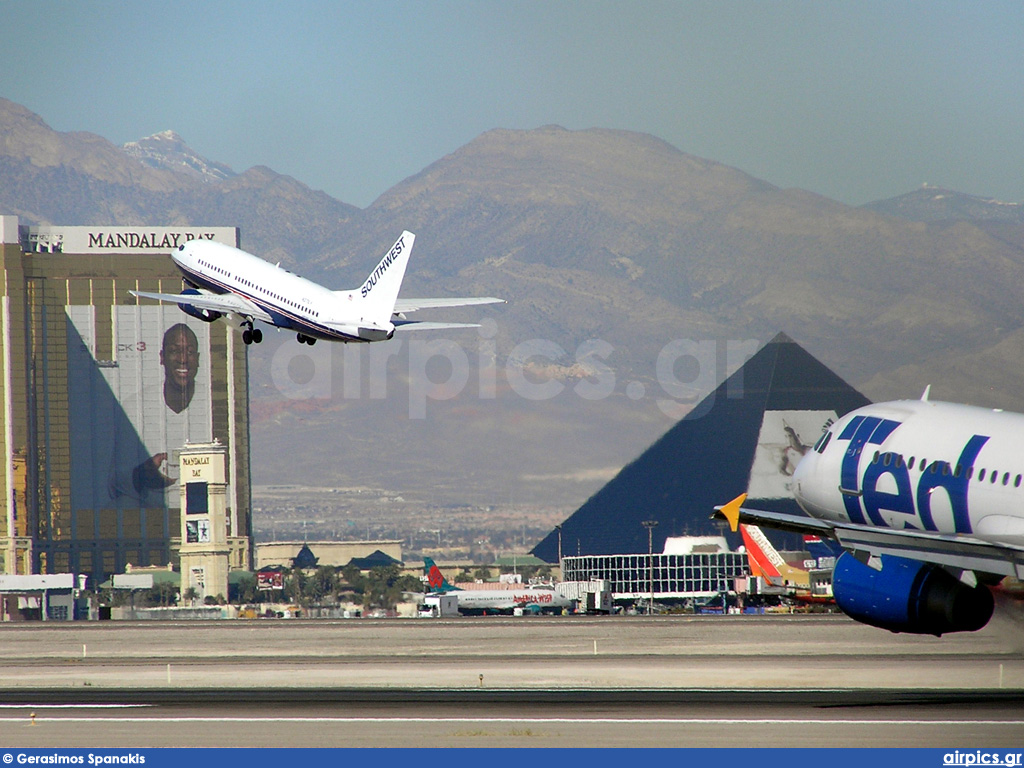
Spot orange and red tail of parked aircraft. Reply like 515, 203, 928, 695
739, 523, 836, 604
739, 523, 787, 586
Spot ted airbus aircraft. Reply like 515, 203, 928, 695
130, 231, 502, 345
717, 390, 1024, 635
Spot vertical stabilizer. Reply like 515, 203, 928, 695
740, 524, 785, 585
741, 524, 811, 588
355, 231, 415, 323
423, 557, 461, 593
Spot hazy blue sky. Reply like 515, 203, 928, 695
2, 1, 1022, 208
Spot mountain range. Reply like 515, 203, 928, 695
3, 96, 1024, 531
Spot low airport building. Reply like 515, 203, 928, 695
0, 216, 252, 587
0, 573, 86, 620
560, 536, 747, 602
255, 540, 403, 570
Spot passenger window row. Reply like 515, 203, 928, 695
198, 260, 320, 318
870, 451, 1022, 488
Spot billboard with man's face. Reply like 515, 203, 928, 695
66, 305, 219, 515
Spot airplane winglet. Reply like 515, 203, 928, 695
716, 493, 747, 532
921, 385, 931, 402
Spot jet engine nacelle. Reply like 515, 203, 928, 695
832, 552, 994, 636
177, 289, 222, 323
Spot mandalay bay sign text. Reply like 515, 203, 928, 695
21, 225, 238, 254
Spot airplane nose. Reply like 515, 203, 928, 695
792, 451, 814, 499
793, 451, 810, 480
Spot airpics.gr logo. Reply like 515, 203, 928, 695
837, 415, 988, 534
943, 751, 1022, 766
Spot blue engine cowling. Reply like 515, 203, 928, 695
832, 552, 994, 635
177, 289, 222, 323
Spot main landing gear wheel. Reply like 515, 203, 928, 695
296, 333, 317, 346
242, 323, 263, 346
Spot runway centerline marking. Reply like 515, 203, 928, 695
0, 708, 149, 712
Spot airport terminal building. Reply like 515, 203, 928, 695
0, 215, 252, 585
562, 550, 747, 601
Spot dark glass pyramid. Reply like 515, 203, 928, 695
530, 333, 870, 561
292, 544, 319, 569
348, 550, 403, 570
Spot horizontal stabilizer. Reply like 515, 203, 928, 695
394, 297, 504, 313
392, 320, 481, 332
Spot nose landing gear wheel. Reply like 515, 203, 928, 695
242, 329, 253, 345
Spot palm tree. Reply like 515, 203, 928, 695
304, 566, 338, 604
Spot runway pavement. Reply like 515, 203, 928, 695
0, 613, 1021, 747
2, 699, 1023, 748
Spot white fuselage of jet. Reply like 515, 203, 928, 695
793, 399, 1024, 549
717, 395, 1024, 634
450, 585, 574, 614
130, 231, 502, 346
174, 239, 383, 342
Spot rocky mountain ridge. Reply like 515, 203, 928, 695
4, 96, 1024, 516
122, 130, 237, 183
864, 184, 1024, 223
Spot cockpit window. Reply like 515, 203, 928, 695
814, 431, 833, 454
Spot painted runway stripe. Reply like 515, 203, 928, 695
0, 708, 149, 712
1, 717, 1021, 725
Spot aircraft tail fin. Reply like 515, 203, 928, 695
353, 231, 415, 323
740, 524, 810, 588
740, 524, 784, 585
423, 557, 460, 593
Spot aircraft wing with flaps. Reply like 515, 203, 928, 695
130, 289, 273, 323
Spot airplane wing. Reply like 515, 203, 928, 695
130, 289, 273, 323
393, 297, 504, 313
714, 494, 1024, 580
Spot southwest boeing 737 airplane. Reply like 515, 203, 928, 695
130, 231, 502, 345
717, 389, 1024, 635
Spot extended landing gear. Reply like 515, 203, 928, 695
241, 322, 263, 346
296, 333, 317, 346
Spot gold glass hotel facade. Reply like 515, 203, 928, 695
0, 216, 252, 586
